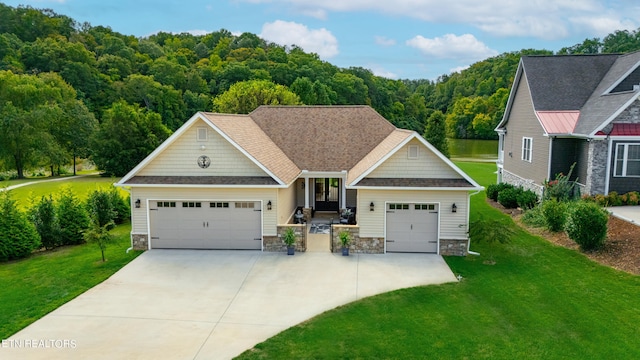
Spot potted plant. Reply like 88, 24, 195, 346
283, 227, 296, 255
339, 230, 351, 256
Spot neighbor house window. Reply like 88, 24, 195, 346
522, 137, 533, 162
614, 143, 640, 177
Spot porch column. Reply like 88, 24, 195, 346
341, 178, 346, 209
304, 177, 310, 208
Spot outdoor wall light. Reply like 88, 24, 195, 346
200, 145, 206, 151
267, 200, 272, 210
370, 202, 375, 211
135, 199, 141, 208
452, 203, 457, 213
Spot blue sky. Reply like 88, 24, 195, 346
5, 0, 640, 80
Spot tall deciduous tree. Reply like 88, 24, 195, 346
0, 71, 93, 178
91, 100, 171, 176
424, 110, 449, 157
213, 80, 301, 114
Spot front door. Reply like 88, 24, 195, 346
314, 178, 339, 211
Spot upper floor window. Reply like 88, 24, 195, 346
522, 137, 532, 162
614, 143, 640, 177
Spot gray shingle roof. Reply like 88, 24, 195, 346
522, 54, 618, 111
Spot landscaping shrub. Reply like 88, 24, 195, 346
627, 191, 640, 205
543, 163, 578, 202
86, 188, 116, 230
521, 205, 546, 228
29, 195, 60, 250
565, 202, 608, 251
606, 191, 623, 206
517, 189, 539, 210
0, 191, 41, 262
108, 186, 130, 224
542, 199, 568, 232
486, 182, 514, 201
497, 187, 521, 208
57, 188, 90, 245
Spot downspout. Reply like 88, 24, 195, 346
467, 190, 482, 256
119, 185, 134, 254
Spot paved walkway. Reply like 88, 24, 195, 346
1, 173, 101, 192
2, 250, 456, 360
607, 206, 640, 226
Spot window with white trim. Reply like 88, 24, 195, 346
614, 143, 640, 177
522, 137, 532, 162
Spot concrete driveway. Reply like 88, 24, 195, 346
2, 250, 456, 360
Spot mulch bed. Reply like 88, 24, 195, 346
487, 199, 640, 275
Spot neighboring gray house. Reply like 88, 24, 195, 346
496, 52, 640, 196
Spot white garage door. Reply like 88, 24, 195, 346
386, 203, 439, 253
149, 200, 262, 250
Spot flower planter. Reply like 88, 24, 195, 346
287, 246, 295, 255
342, 247, 349, 256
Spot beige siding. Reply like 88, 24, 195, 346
357, 189, 469, 239
503, 72, 550, 184
277, 184, 297, 224
130, 187, 278, 235
368, 139, 461, 179
138, 119, 268, 177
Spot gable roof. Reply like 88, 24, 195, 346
249, 106, 396, 171
498, 52, 640, 137
201, 112, 300, 185
522, 54, 618, 111
118, 106, 481, 191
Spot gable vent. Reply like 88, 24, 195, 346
408, 145, 419, 159
197, 127, 207, 142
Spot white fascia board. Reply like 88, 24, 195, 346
608, 135, 640, 140
299, 170, 347, 178
589, 91, 640, 137
348, 186, 484, 191
122, 184, 287, 189
201, 116, 286, 186
495, 60, 524, 131
117, 112, 205, 185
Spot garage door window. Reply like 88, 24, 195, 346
210, 202, 229, 208
415, 204, 435, 210
235, 202, 255, 208
182, 202, 201, 208
389, 204, 409, 210
157, 201, 176, 208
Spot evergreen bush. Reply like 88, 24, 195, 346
487, 182, 514, 201
57, 188, 90, 245
517, 189, 539, 210
30, 195, 60, 250
497, 187, 520, 209
0, 191, 41, 261
565, 202, 608, 251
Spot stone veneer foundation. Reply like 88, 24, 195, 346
132, 233, 148, 250
502, 170, 544, 198
439, 239, 468, 256
331, 225, 384, 254
263, 225, 307, 252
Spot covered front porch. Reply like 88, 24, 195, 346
293, 171, 358, 225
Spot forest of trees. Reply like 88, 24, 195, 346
3, 3, 640, 177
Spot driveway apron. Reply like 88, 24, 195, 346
2, 250, 457, 360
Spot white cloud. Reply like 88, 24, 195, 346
241, 0, 640, 40
369, 65, 398, 79
450, 65, 470, 74
406, 33, 498, 61
259, 20, 339, 59
375, 36, 396, 47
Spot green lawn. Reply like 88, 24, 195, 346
0, 177, 140, 338
4, 174, 123, 210
0, 223, 140, 338
237, 162, 640, 359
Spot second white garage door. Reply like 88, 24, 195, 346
149, 200, 262, 250
386, 203, 439, 253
